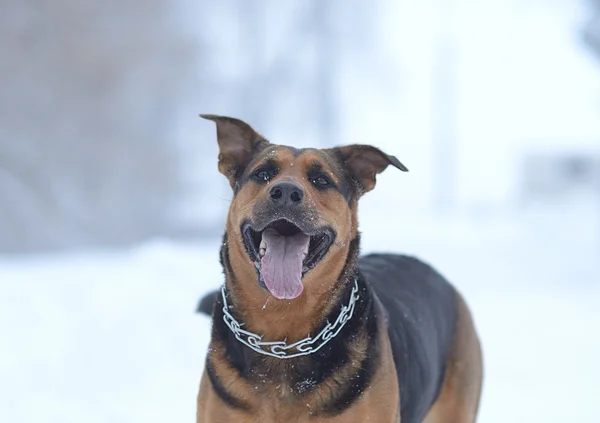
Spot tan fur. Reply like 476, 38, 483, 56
423, 293, 483, 423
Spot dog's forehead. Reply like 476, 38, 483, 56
256, 145, 340, 171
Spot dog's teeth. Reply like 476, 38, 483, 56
260, 240, 267, 250
259, 248, 266, 257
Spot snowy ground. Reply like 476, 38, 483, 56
1, 209, 599, 423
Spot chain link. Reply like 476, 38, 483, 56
220, 280, 360, 359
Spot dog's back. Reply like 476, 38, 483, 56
360, 254, 458, 423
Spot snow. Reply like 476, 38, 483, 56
0, 241, 220, 423
1, 211, 599, 423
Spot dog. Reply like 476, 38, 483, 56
195, 115, 483, 423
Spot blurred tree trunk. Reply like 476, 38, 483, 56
0, 0, 201, 253
314, 0, 337, 147
583, 0, 600, 61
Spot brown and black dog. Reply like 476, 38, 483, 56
196, 115, 483, 423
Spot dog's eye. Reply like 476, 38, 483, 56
254, 168, 272, 182
311, 175, 331, 187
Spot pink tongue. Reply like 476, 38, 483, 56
260, 228, 310, 300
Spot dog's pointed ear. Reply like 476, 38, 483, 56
330, 144, 408, 195
201, 114, 270, 187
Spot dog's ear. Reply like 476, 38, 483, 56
330, 144, 408, 195
201, 114, 270, 187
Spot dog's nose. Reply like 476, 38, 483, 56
269, 181, 304, 206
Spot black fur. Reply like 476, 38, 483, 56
196, 290, 218, 315
328, 147, 360, 202
362, 254, 457, 423
319, 274, 380, 416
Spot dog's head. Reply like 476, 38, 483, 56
203, 115, 407, 301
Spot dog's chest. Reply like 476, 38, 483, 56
250, 370, 315, 399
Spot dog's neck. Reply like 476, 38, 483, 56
218, 232, 362, 342
208, 233, 382, 413
213, 231, 365, 353
219, 278, 361, 359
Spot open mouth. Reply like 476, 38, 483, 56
242, 219, 334, 300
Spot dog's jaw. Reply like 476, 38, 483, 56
242, 219, 335, 299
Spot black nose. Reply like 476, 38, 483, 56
269, 181, 304, 206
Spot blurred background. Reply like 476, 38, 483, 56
1, 0, 599, 422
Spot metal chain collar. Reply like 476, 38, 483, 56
220, 280, 360, 359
